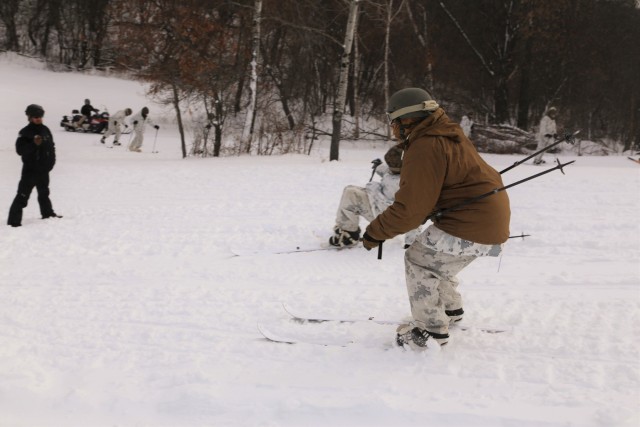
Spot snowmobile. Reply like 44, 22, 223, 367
60, 109, 110, 133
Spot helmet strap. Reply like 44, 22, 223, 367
398, 116, 427, 141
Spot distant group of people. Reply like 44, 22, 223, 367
69, 99, 160, 152
100, 107, 160, 153
100, 105, 159, 152
6, 101, 160, 227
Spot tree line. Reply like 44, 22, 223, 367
1, 0, 638, 158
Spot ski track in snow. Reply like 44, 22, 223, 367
0, 54, 639, 427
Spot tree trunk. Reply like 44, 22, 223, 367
494, 73, 510, 124
242, 0, 262, 153
383, 0, 393, 139
172, 83, 187, 158
516, 37, 532, 130
0, 0, 20, 51
353, 17, 360, 140
330, 0, 359, 161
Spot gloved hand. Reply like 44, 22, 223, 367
125, 124, 129, 128
205, 124, 212, 129
154, 125, 160, 130
133, 121, 138, 125
362, 231, 384, 251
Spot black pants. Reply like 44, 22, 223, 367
7, 171, 54, 226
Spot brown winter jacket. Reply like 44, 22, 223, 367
366, 108, 510, 245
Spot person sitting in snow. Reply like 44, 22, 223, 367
101, 108, 132, 146
128, 107, 159, 152
328, 144, 418, 249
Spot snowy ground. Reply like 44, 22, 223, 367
1, 54, 639, 427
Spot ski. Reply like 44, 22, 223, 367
283, 302, 400, 325
230, 244, 357, 257
281, 303, 508, 334
627, 157, 640, 164
257, 322, 353, 347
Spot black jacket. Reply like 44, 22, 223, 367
16, 122, 56, 173
81, 104, 98, 118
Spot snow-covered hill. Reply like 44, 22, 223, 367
1, 54, 639, 427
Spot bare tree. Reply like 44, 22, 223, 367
330, 0, 360, 161
242, 0, 263, 153
0, 0, 20, 51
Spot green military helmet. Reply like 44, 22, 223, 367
387, 88, 438, 122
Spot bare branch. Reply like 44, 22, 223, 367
438, 0, 495, 77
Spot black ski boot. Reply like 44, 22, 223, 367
328, 227, 360, 248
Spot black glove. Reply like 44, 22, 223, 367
133, 121, 138, 125
362, 231, 384, 251
125, 124, 128, 128
205, 124, 212, 129
544, 134, 552, 138
553, 133, 558, 139
154, 125, 160, 130
371, 158, 382, 168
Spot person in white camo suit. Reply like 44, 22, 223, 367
533, 107, 558, 165
329, 144, 418, 248
101, 108, 132, 146
128, 107, 159, 152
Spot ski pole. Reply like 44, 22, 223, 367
508, 233, 531, 239
369, 158, 382, 182
430, 159, 575, 222
500, 130, 580, 174
151, 128, 159, 153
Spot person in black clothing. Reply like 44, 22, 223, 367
75, 98, 99, 128
7, 104, 60, 227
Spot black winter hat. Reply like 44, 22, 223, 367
25, 104, 45, 118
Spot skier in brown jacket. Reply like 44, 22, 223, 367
362, 88, 511, 350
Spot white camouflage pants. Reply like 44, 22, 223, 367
335, 186, 418, 245
335, 185, 375, 232
103, 119, 123, 143
533, 135, 553, 163
404, 224, 503, 335
129, 126, 145, 151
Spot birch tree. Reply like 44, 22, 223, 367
242, 0, 262, 153
381, 0, 405, 139
330, 0, 360, 161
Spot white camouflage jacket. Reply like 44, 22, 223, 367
130, 111, 156, 133
366, 164, 419, 245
